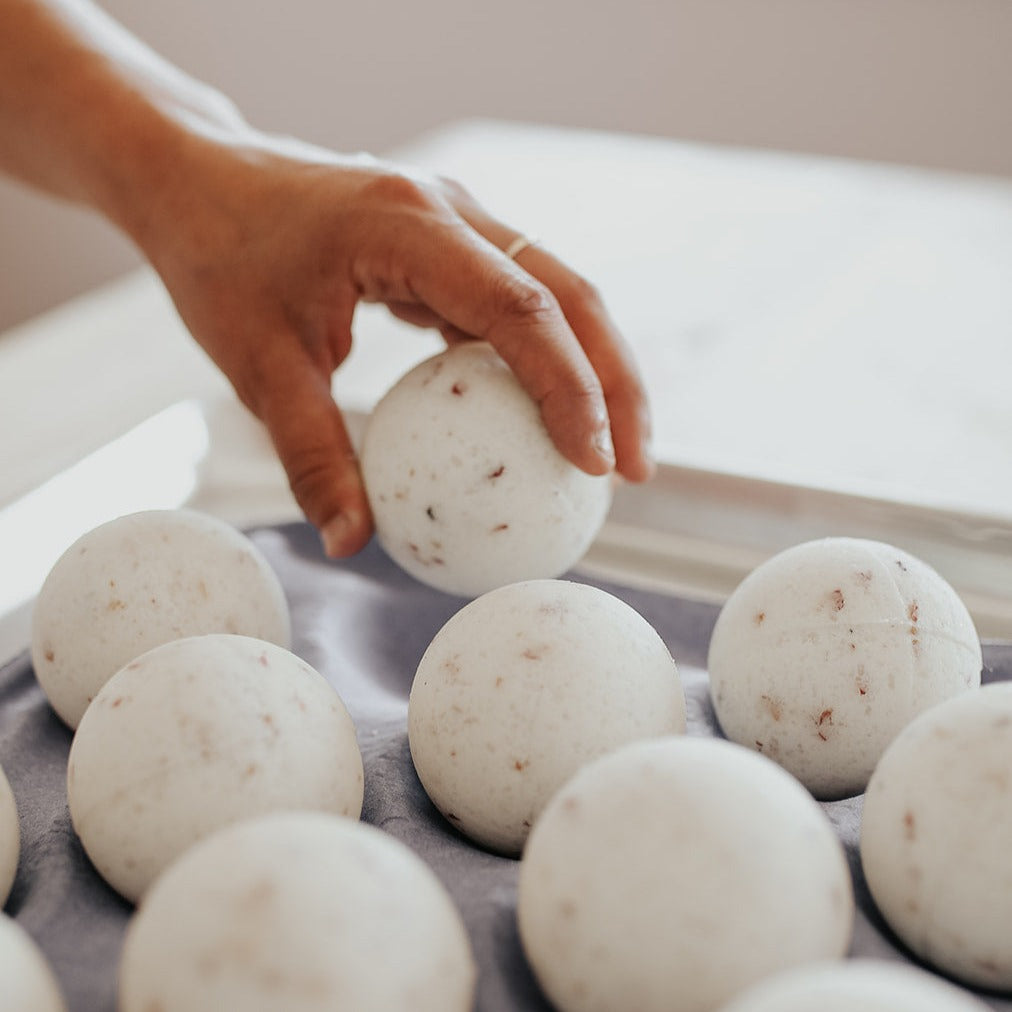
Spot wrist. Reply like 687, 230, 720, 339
93, 92, 258, 256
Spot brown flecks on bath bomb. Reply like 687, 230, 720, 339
861, 683, 1012, 992
816, 709, 834, 742
66, 635, 363, 903
408, 579, 685, 855
760, 694, 783, 722
902, 810, 917, 841
30, 508, 291, 730
708, 537, 981, 800
360, 342, 612, 596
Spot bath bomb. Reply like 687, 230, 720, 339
68, 634, 363, 902
360, 342, 612, 596
0, 765, 18, 907
518, 737, 853, 1012
0, 914, 66, 1012
32, 508, 291, 728
719, 959, 992, 1012
119, 812, 475, 1012
408, 579, 685, 854
861, 683, 1012, 991
708, 538, 981, 799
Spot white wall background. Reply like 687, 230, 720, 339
1, 0, 1010, 332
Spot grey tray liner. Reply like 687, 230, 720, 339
2, 523, 1010, 1011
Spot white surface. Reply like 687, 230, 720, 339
5, 0, 1012, 333
398, 122, 1012, 515
2, 119, 1012, 657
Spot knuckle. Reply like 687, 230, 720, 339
286, 451, 336, 506
280, 437, 353, 505
360, 170, 438, 213
564, 272, 604, 310
498, 276, 558, 324
558, 373, 606, 416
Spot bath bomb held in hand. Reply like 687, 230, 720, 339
360, 342, 612, 596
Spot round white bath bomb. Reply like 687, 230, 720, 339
860, 682, 1012, 991
32, 508, 291, 728
67, 634, 363, 903
518, 737, 853, 1012
360, 342, 613, 596
408, 579, 685, 855
708, 538, 981, 799
0, 764, 18, 907
120, 811, 475, 1012
719, 959, 992, 1012
0, 913, 66, 1012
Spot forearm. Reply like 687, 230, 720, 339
0, 0, 652, 548
0, 0, 249, 243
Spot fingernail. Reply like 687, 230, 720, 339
321, 514, 353, 558
594, 424, 616, 468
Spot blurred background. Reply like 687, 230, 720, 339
1, 0, 1010, 332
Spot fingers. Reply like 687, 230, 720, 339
401, 229, 617, 477
382, 226, 649, 482
434, 180, 653, 481
250, 346, 373, 558
510, 243, 655, 483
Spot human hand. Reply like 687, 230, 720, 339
139, 132, 654, 557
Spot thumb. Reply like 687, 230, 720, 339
253, 353, 373, 557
